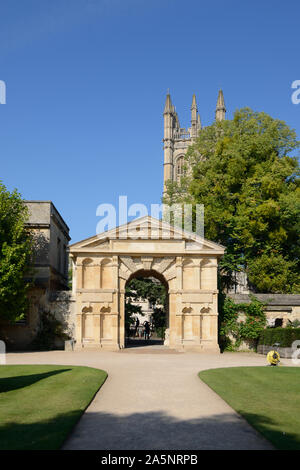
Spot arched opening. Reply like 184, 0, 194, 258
82, 258, 93, 289
175, 155, 185, 183
124, 269, 169, 348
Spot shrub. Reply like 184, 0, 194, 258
219, 295, 267, 351
287, 319, 300, 328
31, 310, 70, 350
258, 327, 300, 348
155, 326, 166, 340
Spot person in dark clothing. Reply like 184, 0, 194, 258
143, 321, 150, 341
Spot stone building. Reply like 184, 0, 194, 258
161, 90, 300, 326
24, 201, 70, 290
162, 90, 253, 296
1, 201, 74, 349
229, 294, 300, 328
69, 216, 225, 352
163, 90, 226, 193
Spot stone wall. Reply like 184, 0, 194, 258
257, 344, 295, 359
0, 289, 75, 350
48, 291, 76, 346
228, 293, 300, 351
229, 294, 300, 327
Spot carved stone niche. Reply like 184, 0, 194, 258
82, 306, 93, 314
100, 306, 111, 314
182, 306, 193, 314
200, 304, 211, 314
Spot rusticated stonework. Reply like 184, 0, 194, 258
69, 216, 225, 352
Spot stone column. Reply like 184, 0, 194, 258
168, 292, 177, 348
77, 261, 83, 289
194, 258, 201, 290
71, 255, 77, 296
112, 256, 119, 347
98, 258, 102, 288
119, 277, 126, 348
111, 313, 119, 348
76, 313, 82, 346
93, 311, 101, 345
176, 257, 183, 290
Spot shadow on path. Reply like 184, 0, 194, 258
125, 338, 164, 348
63, 410, 277, 450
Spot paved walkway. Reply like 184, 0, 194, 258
6, 347, 280, 450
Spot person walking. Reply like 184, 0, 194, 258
143, 321, 150, 341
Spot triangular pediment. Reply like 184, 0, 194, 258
70, 216, 225, 255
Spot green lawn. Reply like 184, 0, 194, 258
199, 366, 300, 450
0, 364, 107, 450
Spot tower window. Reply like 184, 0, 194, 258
176, 156, 185, 183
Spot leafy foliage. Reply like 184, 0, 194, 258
164, 108, 300, 293
125, 277, 167, 335
219, 295, 267, 350
124, 299, 142, 336
258, 327, 300, 348
151, 307, 166, 339
125, 277, 167, 305
288, 319, 300, 328
31, 310, 71, 350
68, 266, 72, 290
0, 182, 33, 323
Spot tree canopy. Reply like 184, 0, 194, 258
164, 108, 300, 293
0, 182, 33, 323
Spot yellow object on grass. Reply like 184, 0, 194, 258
267, 350, 280, 365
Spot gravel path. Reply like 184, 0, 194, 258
7, 347, 276, 450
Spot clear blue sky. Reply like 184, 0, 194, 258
1, 0, 299, 243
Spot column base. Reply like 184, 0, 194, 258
173, 339, 220, 353
75, 341, 121, 351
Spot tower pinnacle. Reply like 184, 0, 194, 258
215, 89, 226, 121
191, 94, 197, 120
164, 93, 173, 114
191, 94, 201, 137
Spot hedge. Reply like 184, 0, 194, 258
258, 328, 300, 348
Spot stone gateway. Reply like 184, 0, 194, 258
69, 216, 224, 352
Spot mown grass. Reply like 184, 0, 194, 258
0, 364, 107, 450
199, 366, 300, 450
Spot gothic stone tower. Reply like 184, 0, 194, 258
163, 90, 226, 194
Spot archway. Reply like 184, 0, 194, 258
124, 269, 169, 348
70, 216, 224, 352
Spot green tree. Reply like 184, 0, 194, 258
165, 108, 300, 293
0, 182, 33, 324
